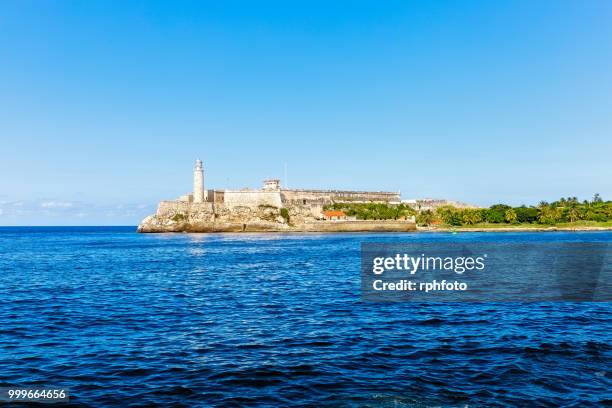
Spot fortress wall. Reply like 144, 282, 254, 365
223, 190, 282, 209
281, 189, 400, 204
157, 201, 214, 217
213, 190, 225, 203
281, 190, 332, 204
157, 201, 191, 217
299, 220, 416, 232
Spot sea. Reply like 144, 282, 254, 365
0, 227, 610, 407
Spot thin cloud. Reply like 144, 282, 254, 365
0, 199, 153, 225
40, 201, 74, 208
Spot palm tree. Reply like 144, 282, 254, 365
539, 206, 561, 225
568, 206, 579, 223
504, 209, 517, 224
462, 209, 481, 225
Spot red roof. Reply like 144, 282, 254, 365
323, 210, 346, 217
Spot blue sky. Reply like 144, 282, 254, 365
1, 1, 611, 225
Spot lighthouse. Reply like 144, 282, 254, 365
193, 159, 204, 203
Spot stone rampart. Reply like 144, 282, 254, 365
281, 189, 399, 204
223, 190, 283, 208
157, 200, 192, 217
298, 220, 416, 232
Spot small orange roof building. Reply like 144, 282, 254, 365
323, 210, 347, 220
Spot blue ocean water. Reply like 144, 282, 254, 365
0, 227, 610, 407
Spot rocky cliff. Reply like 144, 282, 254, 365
138, 201, 318, 232
137, 201, 416, 233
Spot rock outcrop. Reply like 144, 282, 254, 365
137, 201, 416, 233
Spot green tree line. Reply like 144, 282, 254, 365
420, 194, 611, 226
324, 194, 611, 226
324, 203, 416, 220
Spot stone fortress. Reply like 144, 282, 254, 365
137, 159, 416, 233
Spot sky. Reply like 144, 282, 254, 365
1, 1, 611, 225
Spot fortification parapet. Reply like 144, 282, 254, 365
223, 190, 282, 208
281, 189, 400, 205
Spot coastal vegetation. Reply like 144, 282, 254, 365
421, 195, 611, 228
258, 204, 278, 210
324, 203, 416, 220
280, 208, 290, 223
171, 213, 186, 222
324, 195, 612, 228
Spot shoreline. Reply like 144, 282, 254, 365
137, 220, 417, 233
136, 225, 612, 233
419, 226, 612, 232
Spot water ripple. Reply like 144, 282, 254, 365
0, 227, 610, 407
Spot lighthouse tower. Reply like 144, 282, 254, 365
193, 159, 204, 203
